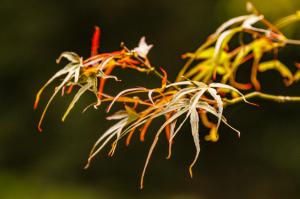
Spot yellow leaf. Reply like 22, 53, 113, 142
275, 11, 300, 29
294, 70, 300, 82
204, 126, 219, 142
258, 60, 294, 85
183, 47, 215, 60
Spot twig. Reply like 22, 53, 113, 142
121, 44, 300, 108
224, 91, 300, 107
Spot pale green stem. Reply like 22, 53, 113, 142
224, 91, 300, 107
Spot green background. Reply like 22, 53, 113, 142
0, 0, 300, 198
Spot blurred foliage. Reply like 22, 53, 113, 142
0, 0, 300, 198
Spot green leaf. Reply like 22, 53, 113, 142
125, 105, 139, 123
62, 79, 94, 122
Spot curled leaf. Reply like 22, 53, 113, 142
258, 60, 294, 85
294, 70, 300, 82
189, 107, 200, 178
56, 52, 81, 64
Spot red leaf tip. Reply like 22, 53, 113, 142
91, 26, 101, 56
38, 126, 43, 133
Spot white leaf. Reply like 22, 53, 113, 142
148, 89, 155, 105
189, 107, 200, 177
165, 81, 193, 88
213, 15, 252, 36
207, 87, 223, 130
106, 111, 128, 120
209, 83, 249, 103
56, 51, 81, 64
133, 37, 153, 58
242, 15, 264, 29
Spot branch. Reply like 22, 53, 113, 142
224, 91, 300, 107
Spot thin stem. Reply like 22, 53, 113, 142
121, 43, 174, 85
121, 43, 182, 92
224, 91, 300, 107
285, 39, 300, 45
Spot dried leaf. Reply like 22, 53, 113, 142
189, 107, 200, 178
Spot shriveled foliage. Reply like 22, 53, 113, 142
34, 2, 300, 188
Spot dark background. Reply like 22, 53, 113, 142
0, 0, 300, 198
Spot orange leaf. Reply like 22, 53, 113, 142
66, 84, 74, 94
97, 65, 115, 100
160, 67, 168, 89
164, 114, 171, 141
139, 118, 153, 142
33, 95, 40, 110
126, 127, 136, 146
